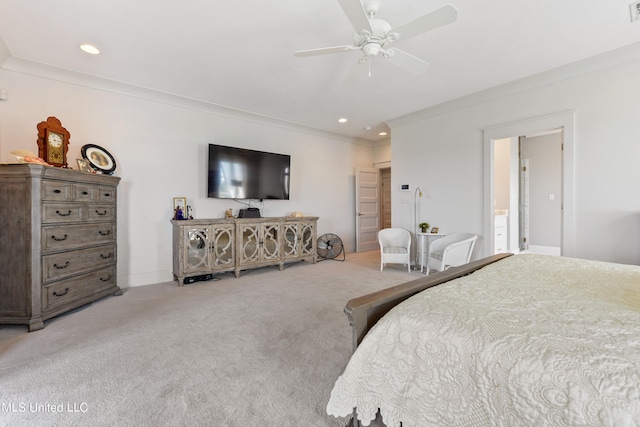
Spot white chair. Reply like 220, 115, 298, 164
425, 233, 478, 274
378, 228, 412, 273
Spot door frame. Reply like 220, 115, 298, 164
380, 167, 392, 230
483, 111, 576, 257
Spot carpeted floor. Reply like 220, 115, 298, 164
0, 250, 423, 426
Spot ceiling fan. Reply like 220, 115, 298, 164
295, 0, 457, 76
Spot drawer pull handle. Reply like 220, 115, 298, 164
51, 234, 68, 241
53, 261, 70, 269
52, 288, 69, 297
96, 210, 108, 216
104, 193, 111, 197
98, 230, 110, 236
82, 191, 89, 195
56, 210, 72, 216
100, 275, 112, 282
53, 189, 62, 194
100, 253, 113, 259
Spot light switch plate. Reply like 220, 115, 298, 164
630, 1, 640, 22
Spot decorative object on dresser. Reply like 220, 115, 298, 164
9, 149, 48, 165
36, 116, 71, 168
81, 143, 117, 175
76, 158, 93, 173
0, 164, 121, 331
172, 197, 188, 220
172, 216, 318, 285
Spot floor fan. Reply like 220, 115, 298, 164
317, 233, 346, 261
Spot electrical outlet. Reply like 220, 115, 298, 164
630, 1, 640, 22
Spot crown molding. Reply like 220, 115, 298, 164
388, 40, 640, 128
1, 55, 373, 147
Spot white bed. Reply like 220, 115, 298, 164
327, 254, 640, 427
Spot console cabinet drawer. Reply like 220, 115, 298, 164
42, 223, 116, 252
43, 266, 117, 311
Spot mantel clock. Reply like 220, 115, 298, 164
36, 116, 71, 168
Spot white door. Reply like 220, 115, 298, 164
355, 168, 380, 252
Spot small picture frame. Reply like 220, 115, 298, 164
76, 158, 94, 173
173, 197, 187, 220
430, 227, 439, 234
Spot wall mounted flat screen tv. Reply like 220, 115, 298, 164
207, 144, 290, 200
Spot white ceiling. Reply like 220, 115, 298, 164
1, 0, 639, 141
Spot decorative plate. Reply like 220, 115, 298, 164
81, 144, 116, 174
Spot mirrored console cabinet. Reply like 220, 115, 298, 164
171, 217, 318, 285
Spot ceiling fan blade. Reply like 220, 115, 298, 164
391, 4, 457, 41
295, 45, 356, 57
388, 48, 430, 75
336, 0, 373, 33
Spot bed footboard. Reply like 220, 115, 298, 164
345, 253, 512, 351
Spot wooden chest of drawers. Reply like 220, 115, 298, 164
0, 164, 121, 331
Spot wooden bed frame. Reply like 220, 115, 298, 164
345, 253, 512, 351
341, 253, 513, 427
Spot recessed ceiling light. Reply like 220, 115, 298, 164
80, 44, 100, 55
338, 118, 348, 123
379, 132, 388, 136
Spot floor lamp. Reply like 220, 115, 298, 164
413, 187, 423, 269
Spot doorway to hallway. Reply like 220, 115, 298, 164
493, 132, 563, 255
483, 111, 576, 257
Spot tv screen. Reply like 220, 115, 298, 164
207, 144, 290, 200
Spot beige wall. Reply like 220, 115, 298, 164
0, 68, 375, 287
389, 47, 640, 264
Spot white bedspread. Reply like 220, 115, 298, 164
327, 254, 640, 427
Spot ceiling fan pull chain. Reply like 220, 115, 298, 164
368, 59, 372, 77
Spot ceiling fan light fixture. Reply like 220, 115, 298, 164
338, 118, 348, 123
362, 42, 381, 57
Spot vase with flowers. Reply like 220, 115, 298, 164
418, 222, 429, 233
